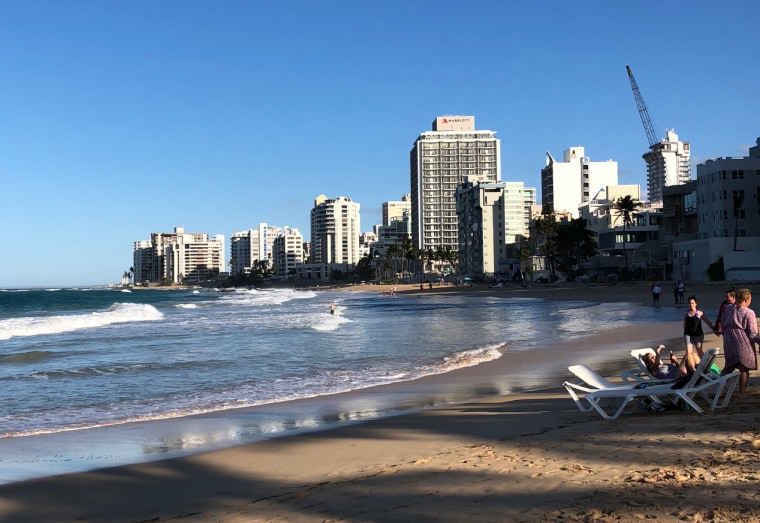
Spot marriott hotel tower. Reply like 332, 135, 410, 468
410, 116, 501, 250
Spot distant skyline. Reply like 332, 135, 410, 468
1, 1, 758, 287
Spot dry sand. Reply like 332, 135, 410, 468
1, 282, 758, 523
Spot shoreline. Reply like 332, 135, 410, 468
1, 283, 758, 522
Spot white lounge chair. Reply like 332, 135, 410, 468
564, 349, 739, 420
570, 364, 640, 391
620, 347, 659, 383
621, 346, 721, 384
564, 364, 639, 414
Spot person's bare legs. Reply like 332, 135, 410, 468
686, 352, 700, 373
738, 371, 749, 398
675, 352, 702, 377
722, 364, 749, 399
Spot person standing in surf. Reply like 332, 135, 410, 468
329, 302, 335, 315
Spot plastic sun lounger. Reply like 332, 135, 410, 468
564, 349, 735, 420
620, 347, 659, 383
621, 347, 722, 384
563, 364, 640, 414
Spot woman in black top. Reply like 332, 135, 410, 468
683, 295, 715, 358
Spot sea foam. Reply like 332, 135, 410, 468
0, 303, 164, 340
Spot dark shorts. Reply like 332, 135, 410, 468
684, 334, 704, 346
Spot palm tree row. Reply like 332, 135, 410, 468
357, 235, 460, 283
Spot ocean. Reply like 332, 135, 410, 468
0, 286, 682, 484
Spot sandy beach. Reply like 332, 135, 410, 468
1, 282, 758, 523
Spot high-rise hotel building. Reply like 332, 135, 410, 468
644, 129, 691, 204
410, 116, 500, 250
310, 195, 361, 265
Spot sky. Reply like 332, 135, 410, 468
1, 1, 758, 287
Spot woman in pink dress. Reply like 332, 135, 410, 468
720, 288, 759, 398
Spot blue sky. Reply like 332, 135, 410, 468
1, 1, 757, 287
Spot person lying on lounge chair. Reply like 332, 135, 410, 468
642, 344, 700, 380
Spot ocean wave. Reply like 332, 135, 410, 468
0, 303, 164, 340
217, 287, 317, 307
311, 310, 352, 331
439, 344, 504, 371
0, 350, 56, 364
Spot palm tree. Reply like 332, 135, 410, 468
442, 246, 458, 274
419, 247, 434, 279
386, 244, 400, 281
515, 237, 533, 283
614, 195, 643, 266
733, 192, 745, 251
128, 266, 135, 285
399, 235, 414, 279
555, 218, 598, 278
533, 207, 558, 279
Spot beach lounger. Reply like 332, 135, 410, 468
621, 347, 722, 384
569, 364, 640, 391
564, 349, 738, 420
564, 365, 640, 414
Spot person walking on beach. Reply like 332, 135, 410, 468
713, 288, 736, 336
329, 302, 335, 315
677, 280, 685, 304
651, 283, 662, 306
683, 295, 714, 358
719, 288, 759, 399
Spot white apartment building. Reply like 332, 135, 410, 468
229, 224, 281, 275
672, 137, 760, 281
456, 179, 520, 276
696, 139, 760, 240
382, 194, 412, 226
371, 212, 412, 259
541, 146, 618, 218
135, 227, 225, 284
578, 185, 663, 262
272, 228, 304, 278
310, 195, 361, 265
132, 240, 153, 284
359, 231, 378, 259
502, 181, 537, 244
579, 184, 642, 232
644, 129, 691, 203
410, 116, 500, 251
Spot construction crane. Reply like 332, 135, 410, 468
626, 65, 660, 147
